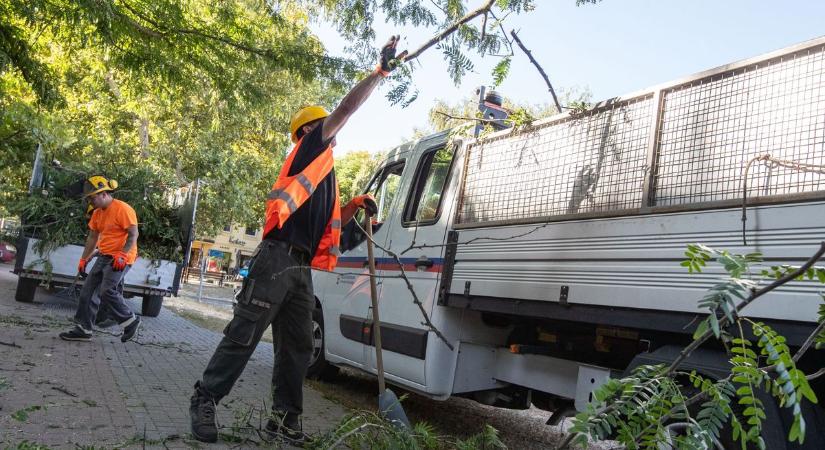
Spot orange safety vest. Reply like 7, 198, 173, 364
263, 137, 342, 271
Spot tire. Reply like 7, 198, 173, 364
141, 294, 163, 317
306, 304, 339, 381
659, 378, 784, 450
15, 277, 38, 303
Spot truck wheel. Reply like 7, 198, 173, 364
306, 303, 339, 381
15, 277, 39, 303
141, 295, 163, 317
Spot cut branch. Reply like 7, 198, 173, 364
354, 221, 454, 351
665, 242, 825, 377
557, 241, 825, 449
510, 30, 562, 113
433, 110, 508, 124
402, 0, 496, 62
793, 319, 825, 363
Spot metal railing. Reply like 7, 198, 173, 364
456, 36, 825, 226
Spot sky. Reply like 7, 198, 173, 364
311, 0, 825, 156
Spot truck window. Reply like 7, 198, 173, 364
404, 146, 454, 225
363, 162, 405, 223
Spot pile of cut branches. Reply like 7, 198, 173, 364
10, 161, 191, 262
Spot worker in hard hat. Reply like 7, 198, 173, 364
59, 175, 141, 343
190, 36, 407, 446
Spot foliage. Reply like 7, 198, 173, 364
427, 86, 593, 133
335, 150, 385, 204
492, 57, 511, 88
565, 244, 825, 449
299, 0, 539, 105
8, 160, 189, 261
1, 0, 546, 243
6, 442, 52, 450
309, 409, 506, 450
11, 405, 43, 422
0, 0, 353, 241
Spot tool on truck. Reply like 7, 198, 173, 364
305, 36, 825, 448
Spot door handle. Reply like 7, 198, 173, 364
414, 256, 434, 269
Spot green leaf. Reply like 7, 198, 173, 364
694, 318, 710, 340
710, 314, 721, 338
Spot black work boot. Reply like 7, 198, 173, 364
59, 325, 92, 342
120, 315, 141, 342
264, 411, 310, 447
190, 381, 218, 443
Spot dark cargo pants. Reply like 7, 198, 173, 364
74, 256, 134, 332
200, 240, 315, 416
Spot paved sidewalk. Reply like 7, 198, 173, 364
0, 265, 347, 448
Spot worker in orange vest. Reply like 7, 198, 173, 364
190, 36, 407, 446
59, 176, 141, 343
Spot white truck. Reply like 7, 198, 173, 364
308, 36, 825, 447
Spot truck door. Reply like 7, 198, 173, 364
323, 156, 406, 368
367, 143, 455, 388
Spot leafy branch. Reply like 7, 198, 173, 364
559, 242, 825, 449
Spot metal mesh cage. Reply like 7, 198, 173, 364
654, 44, 825, 206
457, 97, 654, 224
457, 39, 825, 226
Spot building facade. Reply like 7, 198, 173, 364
189, 225, 261, 274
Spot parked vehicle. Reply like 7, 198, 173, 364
0, 241, 16, 263
14, 237, 183, 316
309, 36, 825, 447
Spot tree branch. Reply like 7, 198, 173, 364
510, 30, 562, 113
402, 0, 496, 62
353, 220, 455, 351
793, 319, 825, 363
557, 241, 825, 449
665, 242, 825, 377
433, 110, 508, 124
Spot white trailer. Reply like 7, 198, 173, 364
309, 36, 825, 447
13, 237, 183, 316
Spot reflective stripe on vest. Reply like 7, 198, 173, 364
263, 137, 342, 271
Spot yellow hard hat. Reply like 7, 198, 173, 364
83, 175, 119, 197
289, 105, 329, 143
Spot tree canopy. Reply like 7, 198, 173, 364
1, 0, 544, 245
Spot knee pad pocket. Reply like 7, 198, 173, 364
223, 305, 263, 346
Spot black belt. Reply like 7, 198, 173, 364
264, 239, 311, 262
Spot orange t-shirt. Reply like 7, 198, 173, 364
88, 199, 139, 264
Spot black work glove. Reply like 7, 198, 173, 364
379, 35, 408, 73
352, 194, 378, 216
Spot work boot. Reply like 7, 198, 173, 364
120, 315, 141, 342
190, 382, 218, 443
59, 326, 92, 342
264, 411, 310, 447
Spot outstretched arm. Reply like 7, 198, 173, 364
322, 35, 407, 143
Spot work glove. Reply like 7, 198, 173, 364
77, 258, 88, 275
111, 251, 129, 271
377, 35, 408, 76
351, 194, 378, 216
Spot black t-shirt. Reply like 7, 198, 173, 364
264, 123, 336, 255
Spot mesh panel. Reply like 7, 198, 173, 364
654, 45, 825, 205
457, 41, 825, 225
457, 97, 653, 224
